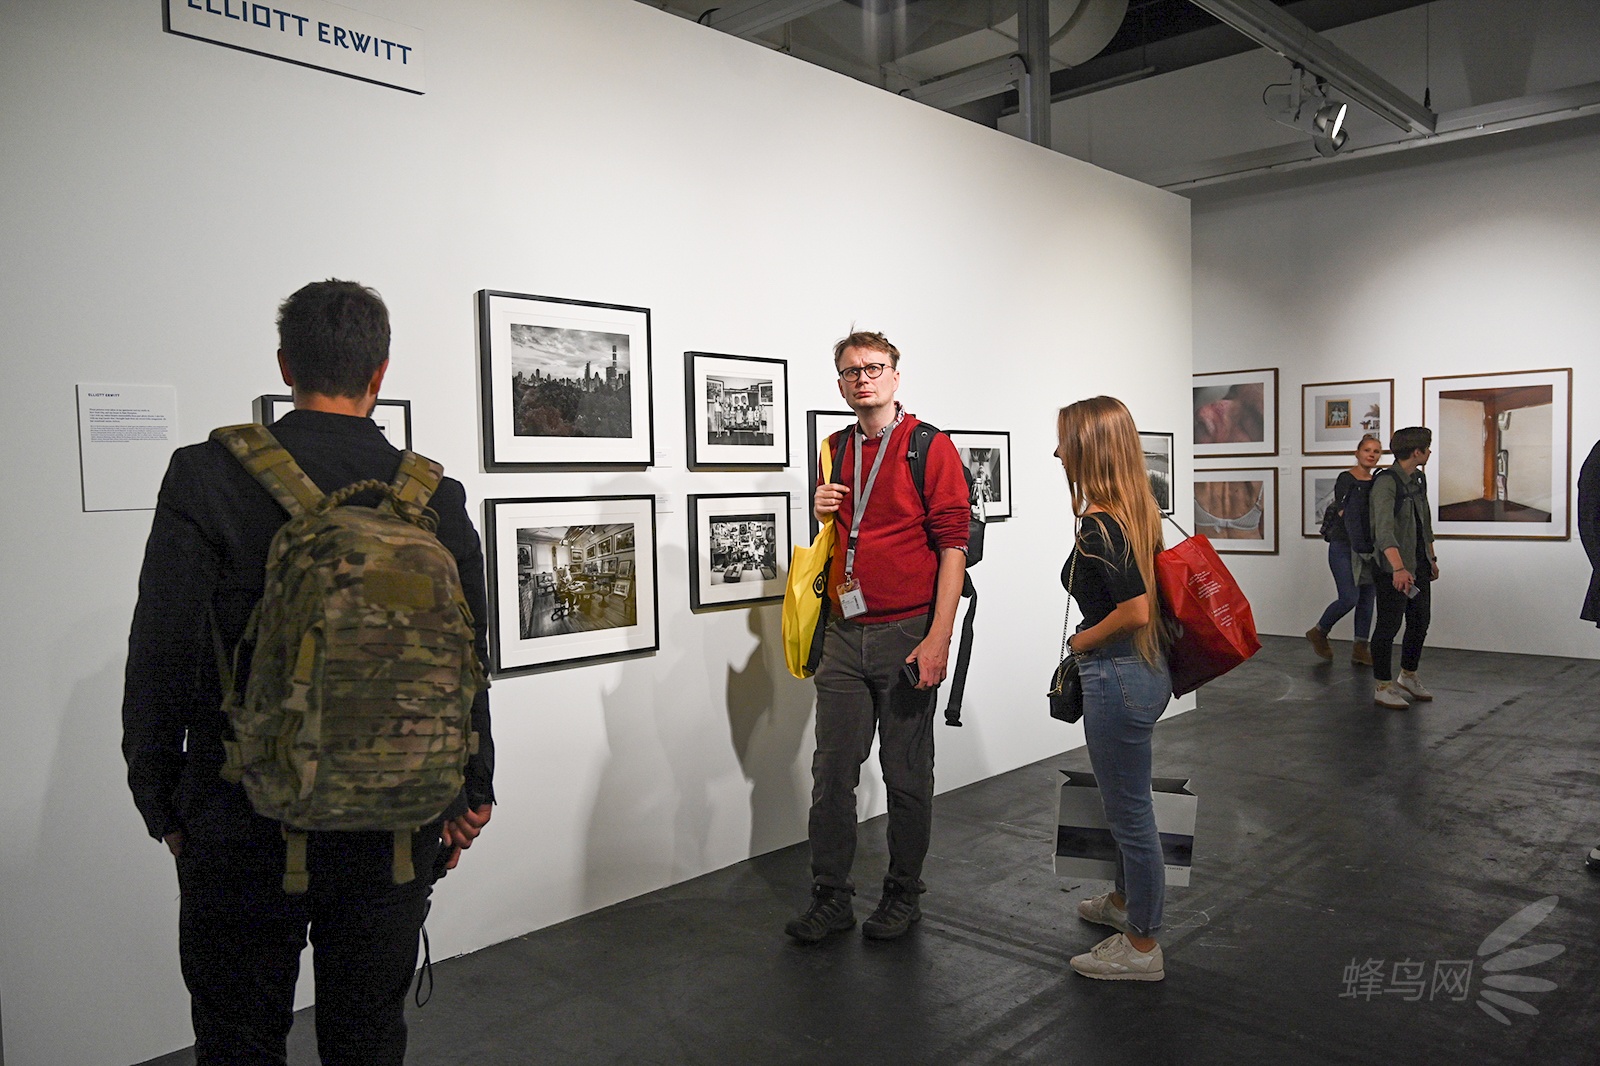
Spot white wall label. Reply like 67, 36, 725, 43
77, 385, 179, 512
165, 0, 425, 94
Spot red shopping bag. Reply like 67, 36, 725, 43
1156, 521, 1261, 697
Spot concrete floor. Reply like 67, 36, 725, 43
142, 635, 1600, 1065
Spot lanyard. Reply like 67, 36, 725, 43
845, 423, 894, 577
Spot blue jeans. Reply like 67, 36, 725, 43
1315, 541, 1374, 639
1078, 639, 1172, 937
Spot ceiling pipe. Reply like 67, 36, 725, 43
698, 0, 841, 38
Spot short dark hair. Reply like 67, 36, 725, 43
1389, 425, 1432, 461
276, 280, 390, 398
832, 330, 899, 368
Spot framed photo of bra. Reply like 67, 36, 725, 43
1193, 467, 1278, 554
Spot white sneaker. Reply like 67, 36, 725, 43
1077, 892, 1132, 935
1374, 680, 1410, 709
1587, 843, 1600, 872
1396, 670, 1433, 701
1070, 933, 1164, 982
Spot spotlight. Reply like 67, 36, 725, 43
1263, 66, 1350, 157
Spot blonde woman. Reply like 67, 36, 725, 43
1305, 434, 1383, 665
1055, 396, 1171, 982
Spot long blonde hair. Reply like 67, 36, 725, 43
1057, 396, 1165, 665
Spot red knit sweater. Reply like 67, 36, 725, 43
819, 414, 970, 623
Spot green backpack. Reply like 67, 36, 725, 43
210, 424, 485, 894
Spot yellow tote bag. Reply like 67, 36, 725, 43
782, 434, 838, 679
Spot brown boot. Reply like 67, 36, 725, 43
1351, 641, 1372, 666
1305, 626, 1333, 660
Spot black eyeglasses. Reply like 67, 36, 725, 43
838, 362, 890, 383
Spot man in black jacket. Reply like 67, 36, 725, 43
122, 280, 495, 1065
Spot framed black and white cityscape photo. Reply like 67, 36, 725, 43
687, 493, 792, 610
947, 430, 1012, 519
477, 290, 654, 469
684, 351, 789, 469
484, 495, 659, 675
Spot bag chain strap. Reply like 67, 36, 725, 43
1059, 549, 1077, 663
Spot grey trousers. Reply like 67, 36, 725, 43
808, 614, 938, 895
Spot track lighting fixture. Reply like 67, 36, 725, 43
1263, 66, 1349, 157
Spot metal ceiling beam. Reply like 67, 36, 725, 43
699, 0, 841, 39
1017, 0, 1053, 147
903, 55, 1028, 111
1188, 0, 1436, 135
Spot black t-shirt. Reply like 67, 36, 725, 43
1325, 470, 1362, 543
1060, 513, 1147, 630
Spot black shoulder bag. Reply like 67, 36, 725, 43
1048, 551, 1083, 723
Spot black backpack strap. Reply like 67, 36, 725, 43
211, 423, 324, 517
906, 421, 938, 507
943, 573, 977, 727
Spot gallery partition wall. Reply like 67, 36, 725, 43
0, 2, 1192, 1063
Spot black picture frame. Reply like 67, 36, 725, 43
684, 351, 790, 469
255, 394, 413, 450
477, 290, 654, 470
687, 492, 792, 611
946, 430, 1013, 520
1138, 431, 1175, 515
483, 495, 660, 675
805, 409, 858, 539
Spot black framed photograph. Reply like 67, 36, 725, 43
477, 290, 654, 469
1193, 468, 1279, 554
685, 351, 790, 468
1302, 378, 1393, 455
1193, 368, 1278, 459
946, 430, 1012, 519
255, 394, 413, 450
1423, 367, 1572, 540
805, 409, 858, 538
484, 495, 659, 675
1139, 431, 1175, 515
688, 493, 792, 610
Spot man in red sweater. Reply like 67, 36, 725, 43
785, 331, 970, 942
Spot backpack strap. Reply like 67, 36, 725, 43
906, 421, 939, 507
282, 827, 310, 895
211, 423, 324, 518
390, 451, 443, 512
392, 829, 416, 886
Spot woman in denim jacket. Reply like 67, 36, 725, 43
1055, 396, 1172, 982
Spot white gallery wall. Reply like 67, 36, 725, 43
1192, 121, 1600, 659
0, 2, 1192, 1063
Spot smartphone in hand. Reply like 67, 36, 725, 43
901, 661, 923, 688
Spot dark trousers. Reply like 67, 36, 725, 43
176, 828, 440, 1066
808, 615, 938, 896
1370, 577, 1431, 682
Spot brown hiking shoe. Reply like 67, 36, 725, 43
1351, 641, 1372, 666
1305, 627, 1333, 660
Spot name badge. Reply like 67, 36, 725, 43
837, 577, 867, 619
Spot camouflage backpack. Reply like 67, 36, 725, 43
210, 424, 484, 894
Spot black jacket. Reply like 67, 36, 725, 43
122, 410, 495, 843
1580, 440, 1600, 626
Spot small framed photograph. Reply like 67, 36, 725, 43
477, 290, 654, 469
255, 394, 413, 450
1302, 379, 1392, 455
805, 409, 859, 538
1423, 368, 1572, 540
1193, 368, 1278, 458
946, 430, 1012, 519
1193, 468, 1278, 554
688, 493, 792, 610
685, 352, 789, 468
1301, 466, 1347, 538
484, 495, 659, 675
1139, 431, 1175, 515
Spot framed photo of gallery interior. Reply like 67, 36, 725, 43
1193, 467, 1278, 554
1422, 368, 1572, 540
477, 290, 654, 469
688, 493, 792, 610
684, 351, 790, 469
1193, 368, 1278, 459
484, 495, 659, 675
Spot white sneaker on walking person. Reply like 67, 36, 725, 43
1070, 933, 1164, 981
1374, 680, 1410, 709
1396, 670, 1433, 701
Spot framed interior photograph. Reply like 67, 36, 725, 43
1423, 368, 1572, 540
1139, 431, 1175, 515
255, 394, 413, 450
1193, 468, 1278, 554
1302, 378, 1392, 455
477, 290, 653, 469
1300, 466, 1347, 538
484, 495, 659, 676
685, 351, 789, 469
806, 408, 859, 538
946, 430, 1012, 519
1193, 368, 1278, 459
688, 493, 793, 610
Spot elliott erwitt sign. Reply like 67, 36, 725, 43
165, 0, 425, 94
